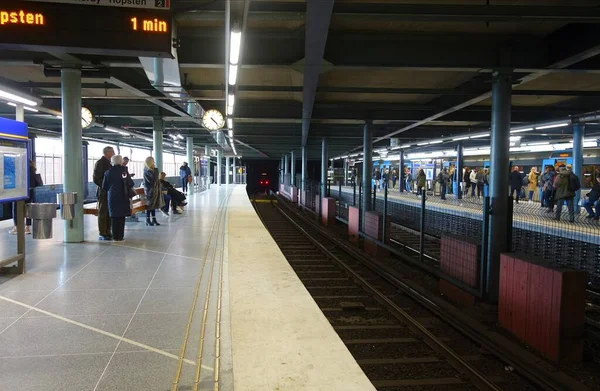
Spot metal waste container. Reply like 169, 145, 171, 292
27, 203, 57, 239
57, 192, 78, 220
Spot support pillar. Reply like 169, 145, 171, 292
301, 146, 307, 191
225, 156, 230, 185
362, 122, 373, 229
573, 123, 584, 211
232, 157, 236, 184
399, 150, 405, 192
217, 149, 222, 186
456, 143, 464, 200
82, 141, 89, 201
321, 138, 327, 197
187, 137, 194, 195
61, 68, 84, 243
487, 71, 512, 303
284, 153, 290, 185
343, 158, 349, 186
290, 151, 296, 186
153, 118, 164, 172
280, 156, 285, 184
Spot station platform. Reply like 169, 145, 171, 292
0, 185, 373, 391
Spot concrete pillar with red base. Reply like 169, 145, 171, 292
363, 211, 391, 257
348, 206, 360, 244
321, 197, 336, 226
291, 186, 298, 203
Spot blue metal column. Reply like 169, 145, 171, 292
362, 122, 373, 229
486, 71, 512, 303
301, 146, 307, 190
456, 142, 464, 200
290, 150, 296, 187
399, 150, 405, 192
187, 137, 194, 195
61, 68, 84, 243
217, 149, 222, 186
321, 138, 328, 197
152, 118, 164, 173
573, 123, 585, 211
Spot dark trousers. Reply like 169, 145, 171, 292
182, 178, 188, 193
556, 198, 575, 222
111, 217, 126, 241
477, 183, 483, 198
543, 189, 554, 209
97, 190, 111, 236
510, 187, 520, 203
162, 195, 177, 211
440, 183, 447, 199
146, 209, 156, 218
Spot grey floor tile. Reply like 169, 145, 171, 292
0, 317, 18, 332
25, 257, 91, 274
95, 351, 196, 391
34, 289, 146, 316
0, 354, 112, 391
85, 254, 165, 272
0, 272, 76, 292
58, 271, 156, 290
0, 290, 54, 306
26, 313, 133, 336
0, 316, 119, 357
137, 288, 196, 314
118, 312, 202, 352
149, 260, 207, 289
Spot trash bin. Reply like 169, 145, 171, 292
56, 192, 78, 220
27, 203, 57, 239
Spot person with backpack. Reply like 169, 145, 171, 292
541, 165, 557, 211
405, 169, 413, 193
437, 168, 449, 200
463, 167, 471, 197
553, 166, 578, 222
509, 166, 523, 204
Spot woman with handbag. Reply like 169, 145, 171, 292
143, 156, 164, 226
9, 160, 42, 235
102, 155, 135, 241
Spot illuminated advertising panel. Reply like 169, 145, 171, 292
0, 118, 29, 202
0, 1, 172, 57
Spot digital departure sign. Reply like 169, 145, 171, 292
0, 1, 172, 57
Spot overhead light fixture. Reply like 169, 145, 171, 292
399, 144, 411, 148
535, 122, 569, 130
429, 140, 443, 144
510, 127, 533, 134
227, 105, 233, 115
0, 88, 39, 106
56, 115, 63, 120
227, 118, 233, 129
177, 134, 184, 140
228, 130, 233, 138
453, 136, 469, 141
470, 133, 489, 139
23, 106, 38, 112
228, 94, 235, 106
417, 142, 429, 146
230, 31, 242, 65
527, 141, 550, 146
229, 64, 238, 85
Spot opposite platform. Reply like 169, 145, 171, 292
0, 185, 373, 391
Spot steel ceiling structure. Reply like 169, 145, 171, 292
0, 1, 600, 160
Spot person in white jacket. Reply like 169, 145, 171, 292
469, 169, 478, 197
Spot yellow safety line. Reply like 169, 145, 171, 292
193, 191, 230, 390
213, 212, 227, 391
0, 295, 210, 369
171, 189, 231, 390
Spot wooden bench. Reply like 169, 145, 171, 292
83, 188, 146, 216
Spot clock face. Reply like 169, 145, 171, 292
202, 109, 225, 131
81, 107, 94, 129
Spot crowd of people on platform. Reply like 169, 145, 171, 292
366, 163, 589, 223
93, 146, 188, 241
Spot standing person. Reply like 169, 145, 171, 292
447, 166, 455, 195
102, 155, 134, 242
122, 157, 134, 178
476, 168, 485, 199
374, 168, 382, 191
405, 169, 413, 193
416, 169, 426, 196
93, 146, 115, 240
583, 174, 600, 220
438, 168, 449, 200
541, 165, 557, 211
391, 169, 398, 189
469, 168, 478, 197
553, 166, 578, 222
9, 160, 41, 235
463, 167, 471, 197
527, 167, 537, 202
180, 162, 192, 194
382, 169, 389, 190
509, 166, 523, 204
144, 157, 164, 226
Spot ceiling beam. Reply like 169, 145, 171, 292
302, 0, 335, 147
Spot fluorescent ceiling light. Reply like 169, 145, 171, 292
227, 105, 233, 115
227, 118, 233, 129
23, 106, 38, 112
228, 94, 235, 106
7, 102, 16, 107
399, 144, 411, 148
509, 136, 521, 141
453, 136, 469, 141
56, 115, 63, 120
470, 133, 489, 138
429, 140, 443, 144
527, 141, 549, 146
229, 64, 238, 85
228, 130, 233, 138
510, 127, 533, 134
230, 31, 242, 65
0, 89, 38, 106
535, 123, 569, 130
177, 134, 184, 140
417, 142, 429, 146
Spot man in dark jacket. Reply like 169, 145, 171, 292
438, 168, 449, 200
180, 162, 192, 194
554, 166, 576, 222
160, 172, 186, 215
583, 174, 600, 220
541, 165, 557, 211
509, 166, 523, 204
93, 146, 114, 240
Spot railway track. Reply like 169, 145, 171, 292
253, 192, 541, 391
